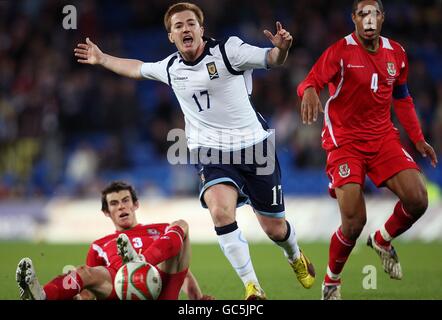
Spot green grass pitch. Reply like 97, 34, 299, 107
1, 241, 441, 300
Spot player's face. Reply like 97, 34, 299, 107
168, 10, 204, 61
352, 1, 384, 41
104, 190, 139, 231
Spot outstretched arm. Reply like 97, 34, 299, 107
181, 270, 214, 300
264, 21, 293, 67
74, 37, 143, 79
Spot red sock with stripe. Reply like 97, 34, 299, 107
324, 227, 356, 285
142, 225, 185, 266
375, 201, 416, 248
43, 271, 83, 300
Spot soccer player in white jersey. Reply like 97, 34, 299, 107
74, 2, 315, 299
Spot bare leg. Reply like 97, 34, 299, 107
75, 265, 114, 300
385, 169, 428, 220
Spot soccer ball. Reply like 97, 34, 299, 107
114, 262, 162, 300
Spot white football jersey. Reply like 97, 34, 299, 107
140, 36, 272, 151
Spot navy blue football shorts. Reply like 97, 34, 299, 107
193, 139, 285, 218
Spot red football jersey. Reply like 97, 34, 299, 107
86, 223, 169, 271
297, 32, 419, 151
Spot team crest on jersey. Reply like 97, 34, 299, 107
338, 163, 351, 178
206, 62, 219, 80
147, 229, 160, 236
387, 62, 397, 76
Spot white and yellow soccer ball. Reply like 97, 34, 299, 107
114, 262, 162, 300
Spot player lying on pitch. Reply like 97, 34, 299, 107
16, 181, 214, 300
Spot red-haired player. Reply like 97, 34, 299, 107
16, 181, 213, 300
297, 0, 438, 299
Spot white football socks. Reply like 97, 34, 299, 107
274, 220, 301, 262
217, 227, 259, 286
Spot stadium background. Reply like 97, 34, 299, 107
0, 0, 441, 299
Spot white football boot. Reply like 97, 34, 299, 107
321, 282, 341, 300
367, 232, 403, 280
116, 233, 145, 264
16, 258, 46, 300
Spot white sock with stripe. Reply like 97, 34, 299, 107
216, 222, 259, 287
274, 220, 301, 262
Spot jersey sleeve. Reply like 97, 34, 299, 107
395, 44, 409, 86
297, 42, 342, 98
392, 46, 425, 144
224, 36, 271, 71
86, 243, 104, 267
140, 54, 175, 84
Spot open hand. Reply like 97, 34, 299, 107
74, 37, 104, 65
416, 140, 438, 168
301, 87, 323, 125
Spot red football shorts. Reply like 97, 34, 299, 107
104, 266, 188, 300
326, 130, 420, 198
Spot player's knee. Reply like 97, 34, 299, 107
404, 189, 428, 218
342, 217, 366, 240
210, 204, 235, 226
170, 219, 189, 237
74, 265, 94, 286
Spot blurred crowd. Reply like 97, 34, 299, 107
0, 0, 441, 198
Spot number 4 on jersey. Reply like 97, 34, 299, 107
371, 73, 378, 93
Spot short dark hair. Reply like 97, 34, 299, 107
101, 181, 138, 212
352, 0, 384, 13
164, 2, 204, 32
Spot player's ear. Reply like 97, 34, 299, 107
133, 201, 139, 210
351, 13, 356, 25
102, 210, 110, 218
168, 33, 174, 44
200, 26, 204, 37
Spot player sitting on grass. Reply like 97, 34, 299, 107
16, 181, 213, 300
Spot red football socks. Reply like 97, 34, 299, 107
324, 227, 356, 284
43, 271, 84, 300
142, 225, 185, 266
375, 201, 416, 248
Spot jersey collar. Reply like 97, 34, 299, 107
351, 32, 381, 55
179, 36, 218, 66
116, 223, 142, 233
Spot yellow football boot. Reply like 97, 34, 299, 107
244, 282, 267, 300
289, 250, 316, 289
